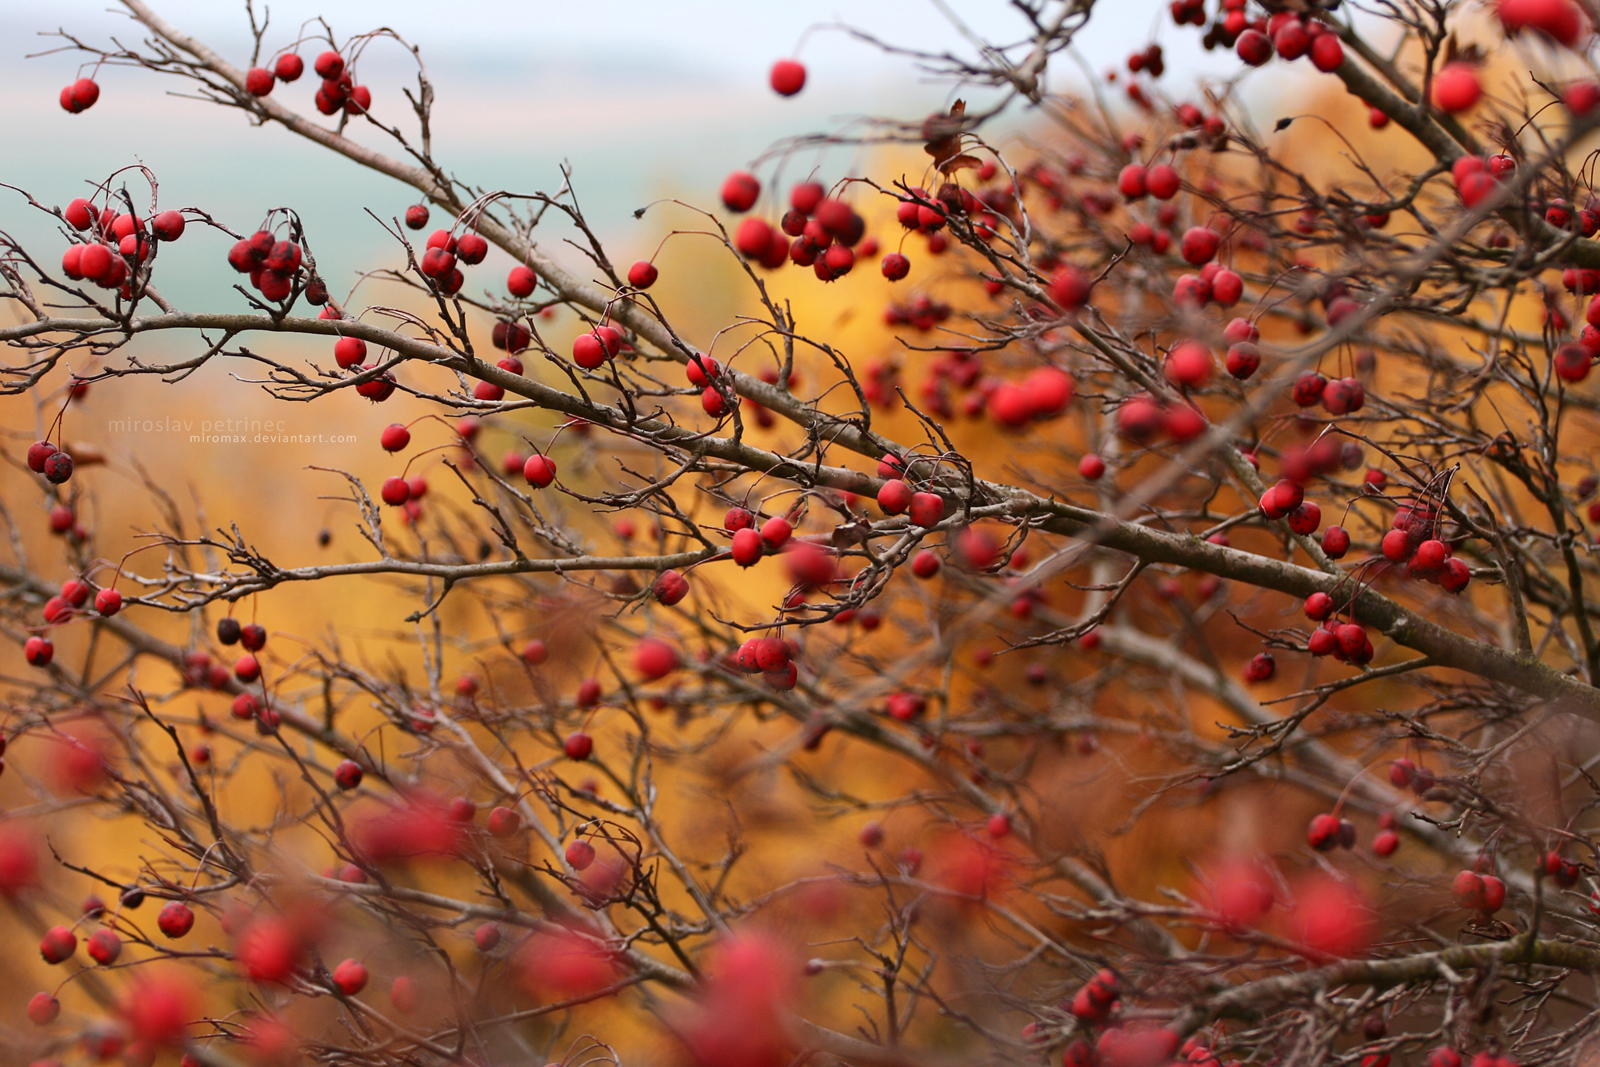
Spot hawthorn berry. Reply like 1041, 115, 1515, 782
564, 731, 593, 760
60, 77, 100, 114
27, 991, 60, 1025
769, 59, 806, 96
42, 450, 74, 484
87, 929, 121, 965
314, 51, 345, 80
332, 958, 369, 996
487, 806, 522, 836
653, 569, 690, 605
1306, 813, 1341, 850
158, 900, 194, 938
1225, 342, 1261, 380
731, 527, 764, 567
245, 67, 274, 96
628, 260, 658, 288
566, 838, 596, 870
475, 922, 503, 950
95, 588, 122, 616
720, 171, 760, 213
1117, 164, 1148, 200
908, 492, 946, 528
1322, 526, 1350, 558
334, 760, 363, 790
39, 926, 76, 963
24, 636, 53, 667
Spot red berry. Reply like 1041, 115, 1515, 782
507, 264, 537, 297
523, 454, 557, 488
274, 53, 304, 81
334, 759, 364, 790
1322, 526, 1350, 558
769, 59, 806, 96
565, 839, 596, 870
1049, 266, 1092, 310
878, 479, 913, 514
731, 527, 764, 567
245, 67, 275, 96
26, 440, 57, 472
721, 171, 760, 213
379, 423, 411, 452
1498, 0, 1585, 47
1146, 163, 1181, 200
334, 336, 367, 368
40, 926, 77, 963
381, 476, 411, 507
1451, 869, 1486, 910
1180, 226, 1221, 266
1236, 29, 1273, 65
522, 639, 549, 665
332, 958, 369, 995
564, 731, 593, 760
1433, 64, 1482, 113
1225, 342, 1260, 380
908, 492, 945, 528
1274, 21, 1311, 59
313, 51, 345, 80
1117, 164, 1148, 200
1165, 341, 1212, 387
474, 922, 502, 950
1310, 33, 1344, 71
653, 570, 690, 606
95, 588, 122, 616
628, 260, 658, 288
1306, 812, 1340, 850
27, 991, 60, 1024
25, 636, 53, 668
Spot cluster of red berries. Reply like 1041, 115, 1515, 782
732, 635, 799, 690
226, 226, 320, 304
27, 439, 75, 486
1233, 11, 1345, 73
1289, 368, 1366, 416
1379, 503, 1471, 591
725, 176, 875, 281
882, 294, 953, 332
239, 50, 371, 118
416, 226, 488, 295
768, 58, 806, 97
1449, 154, 1517, 214
1116, 393, 1208, 445
913, 352, 1073, 428
725, 506, 798, 569
60, 200, 186, 297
